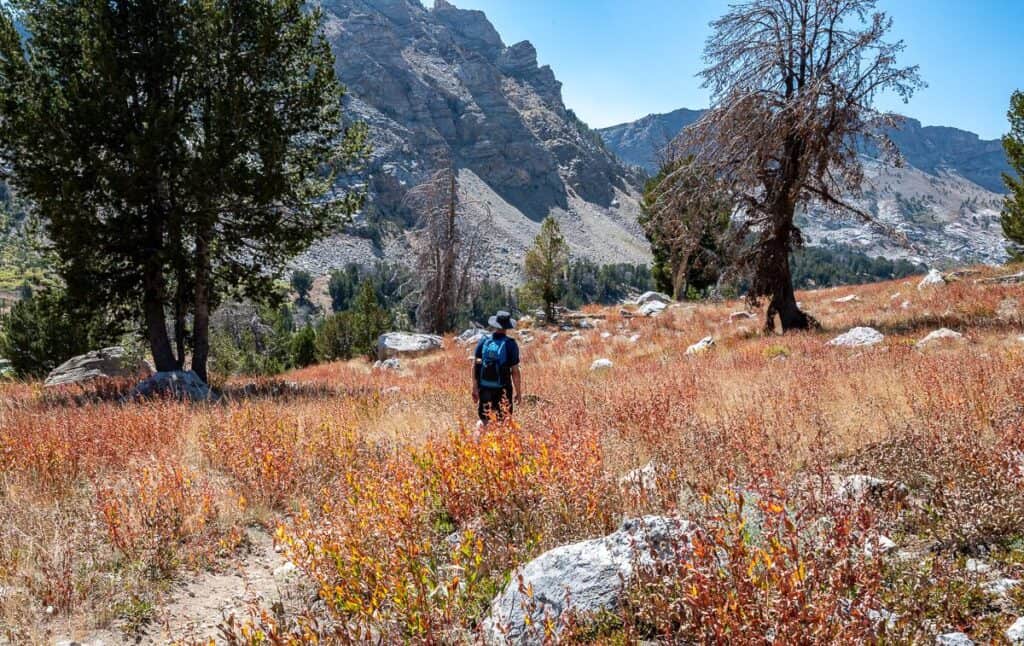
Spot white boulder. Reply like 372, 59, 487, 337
685, 336, 715, 356
830, 474, 908, 503
635, 291, 671, 306
1007, 617, 1024, 644
44, 346, 153, 388
128, 371, 217, 402
918, 269, 946, 290
589, 358, 614, 372
618, 461, 659, 497
376, 332, 443, 360
638, 300, 667, 317
482, 516, 692, 645
916, 328, 963, 348
827, 327, 884, 348
457, 328, 488, 345
936, 633, 974, 646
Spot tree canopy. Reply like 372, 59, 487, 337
0, 0, 366, 381
661, 0, 922, 331
523, 217, 569, 322
1001, 90, 1024, 261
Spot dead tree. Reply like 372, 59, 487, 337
404, 167, 486, 333
658, 0, 922, 332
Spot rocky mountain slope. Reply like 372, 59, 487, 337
295, 0, 650, 282
598, 109, 1012, 266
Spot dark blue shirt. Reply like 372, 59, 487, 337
473, 332, 520, 388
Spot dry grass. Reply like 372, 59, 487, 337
3, 265, 1024, 643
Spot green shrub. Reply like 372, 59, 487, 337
290, 325, 317, 368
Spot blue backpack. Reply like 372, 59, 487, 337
478, 335, 509, 389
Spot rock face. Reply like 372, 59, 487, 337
376, 332, 443, 359
827, 327, 884, 348
482, 516, 691, 644
129, 371, 217, 402
599, 109, 1010, 267
44, 347, 153, 388
292, 0, 650, 283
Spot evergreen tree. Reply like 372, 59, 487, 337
290, 270, 314, 304
0, 0, 366, 383
523, 217, 569, 322
290, 325, 317, 368
0, 287, 121, 377
1001, 90, 1024, 261
641, 158, 730, 299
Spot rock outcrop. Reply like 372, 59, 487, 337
293, 0, 650, 283
44, 347, 153, 388
482, 516, 692, 644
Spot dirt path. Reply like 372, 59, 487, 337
54, 528, 310, 646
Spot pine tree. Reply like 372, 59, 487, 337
523, 217, 569, 323
0, 0, 366, 382
1001, 91, 1024, 261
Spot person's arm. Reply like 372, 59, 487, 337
511, 365, 522, 404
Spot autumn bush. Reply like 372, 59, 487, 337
4, 266, 1024, 643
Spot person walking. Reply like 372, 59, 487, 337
472, 310, 522, 423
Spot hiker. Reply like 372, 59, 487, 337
472, 310, 522, 423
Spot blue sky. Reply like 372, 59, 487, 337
452, 0, 1023, 139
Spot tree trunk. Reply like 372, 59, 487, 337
143, 261, 177, 372
191, 228, 212, 384
764, 249, 813, 332
173, 272, 188, 370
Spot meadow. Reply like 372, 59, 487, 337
3, 267, 1024, 644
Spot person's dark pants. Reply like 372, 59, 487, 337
478, 385, 513, 422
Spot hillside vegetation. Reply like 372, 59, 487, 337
3, 267, 1024, 643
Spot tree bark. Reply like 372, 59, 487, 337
173, 272, 188, 371
143, 260, 177, 372
191, 227, 212, 384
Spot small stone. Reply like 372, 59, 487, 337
628, 334, 641, 343
730, 311, 756, 321
936, 632, 974, 646
833, 294, 861, 303
600, 331, 612, 339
